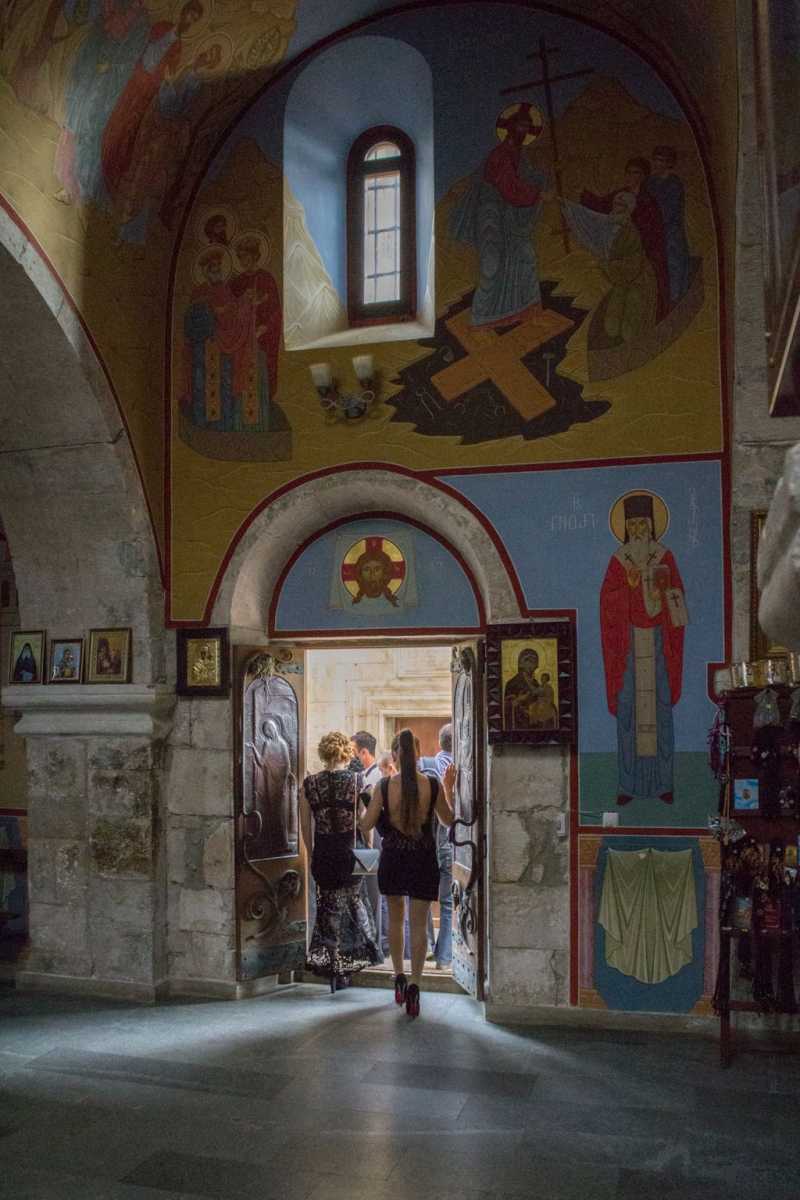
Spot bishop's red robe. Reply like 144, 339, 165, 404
599, 547, 685, 717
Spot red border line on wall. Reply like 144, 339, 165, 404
267, 508, 487, 635
0, 196, 166, 585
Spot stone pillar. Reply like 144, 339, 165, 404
165, 696, 237, 995
2, 684, 173, 1001
485, 744, 570, 1018
758, 443, 800, 650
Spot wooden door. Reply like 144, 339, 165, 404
235, 645, 307, 982
450, 640, 486, 1000
392, 715, 450, 758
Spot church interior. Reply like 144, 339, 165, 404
2, 0, 800, 1196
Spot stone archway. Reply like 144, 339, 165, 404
211, 469, 522, 633
0, 212, 171, 999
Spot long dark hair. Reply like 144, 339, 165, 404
391, 727, 421, 835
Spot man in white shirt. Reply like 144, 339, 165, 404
351, 730, 383, 957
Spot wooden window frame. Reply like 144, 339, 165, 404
346, 125, 417, 326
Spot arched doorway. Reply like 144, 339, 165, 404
0, 214, 169, 998
212, 483, 520, 1001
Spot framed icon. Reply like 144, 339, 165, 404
48, 638, 83, 684
486, 620, 576, 744
7, 631, 44, 685
86, 628, 132, 684
176, 627, 229, 697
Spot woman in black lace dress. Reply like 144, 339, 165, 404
301, 731, 381, 991
360, 727, 455, 1017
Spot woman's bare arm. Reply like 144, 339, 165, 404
299, 787, 313, 857
359, 782, 383, 834
435, 762, 457, 826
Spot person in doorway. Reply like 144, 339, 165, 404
377, 750, 395, 778
301, 731, 381, 992
423, 722, 454, 971
360, 728, 455, 1018
351, 730, 384, 960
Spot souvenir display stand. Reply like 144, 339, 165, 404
714, 685, 800, 1066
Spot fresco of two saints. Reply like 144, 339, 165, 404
180, 207, 288, 460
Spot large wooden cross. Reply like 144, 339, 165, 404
501, 38, 593, 253
430, 306, 574, 421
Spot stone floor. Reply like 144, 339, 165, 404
0, 982, 796, 1199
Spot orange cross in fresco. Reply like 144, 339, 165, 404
430, 305, 574, 421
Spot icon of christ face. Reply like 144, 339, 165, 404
355, 551, 393, 599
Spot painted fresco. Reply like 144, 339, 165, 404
445, 459, 724, 829
168, 5, 721, 620
0, 0, 298, 550
272, 519, 481, 634
578, 834, 716, 1014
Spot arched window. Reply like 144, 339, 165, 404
347, 126, 416, 326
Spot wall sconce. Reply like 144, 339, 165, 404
309, 355, 378, 421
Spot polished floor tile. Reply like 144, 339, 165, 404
0, 982, 786, 1200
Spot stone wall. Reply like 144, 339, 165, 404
9, 704, 171, 999
165, 697, 236, 992
486, 745, 570, 1013
731, 0, 800, 659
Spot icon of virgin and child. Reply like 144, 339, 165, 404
503, 647, 558, 731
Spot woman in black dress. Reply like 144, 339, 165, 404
301, 730, 381, 991
360, 727, 455, 1017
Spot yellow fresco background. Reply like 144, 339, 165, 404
170, 74, 721, 618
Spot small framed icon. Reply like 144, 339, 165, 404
7, 631, 45, 684
48, 638, 84, 684
86, 628, 132, 684
176, 627, 229, 697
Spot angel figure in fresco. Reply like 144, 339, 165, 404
248, 718, 297, 858
449, 102, 550, 328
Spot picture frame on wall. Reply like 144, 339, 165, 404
86, 628, 132, 684
7, 631, 44, 685
753, 0, 800, 416
750, 510, 789, 659
48, 638, 83, 684
485, 619, 576, 745
176, 627, 230, 697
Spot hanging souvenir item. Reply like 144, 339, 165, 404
707, 704, 730, 781
752, 694, 782, 818
753, 687, 781, 728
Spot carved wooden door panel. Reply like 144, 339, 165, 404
235, 645, 306, 982
450, 640, 486, 1000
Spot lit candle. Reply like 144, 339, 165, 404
309, 362, 333, 390
352, 354, 374, 383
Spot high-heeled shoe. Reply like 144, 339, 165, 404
393, 973, 407, 1005
405, 983, 420, 1018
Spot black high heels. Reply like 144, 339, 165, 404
393, 973, 407, 1005
405, 983, 420, 1018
